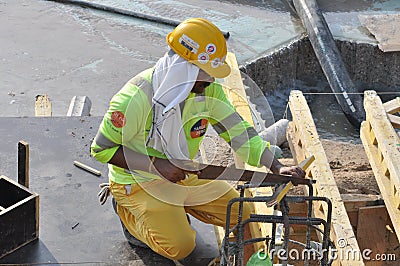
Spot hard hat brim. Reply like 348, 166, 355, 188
192, 60, 231, 79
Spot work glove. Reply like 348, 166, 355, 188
269, 144, 283, 159
97, 182, 110, 205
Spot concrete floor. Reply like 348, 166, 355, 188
0, 117, 220, 265
1, 0, 399, 265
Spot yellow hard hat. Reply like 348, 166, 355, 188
167, 18, 231, 78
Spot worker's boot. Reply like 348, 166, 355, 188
178, 248, 217, 266
111, 197, 150, 249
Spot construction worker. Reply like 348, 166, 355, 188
91, 18, 305, 264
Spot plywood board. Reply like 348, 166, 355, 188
356, 206, 388, 266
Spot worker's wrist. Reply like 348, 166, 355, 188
270, 160, 283, 174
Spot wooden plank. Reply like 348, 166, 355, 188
360, 123, 400, 241
341, 194, 383, 213
287, 90, 364, 266
383, 97, 400, 114
356, 206, 388, 266
362, 91, 400, 208
34, 94, 52, 117
18, 140, 29, 188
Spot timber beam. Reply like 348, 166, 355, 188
287, 90, 364, 266
360, 91, 400, 242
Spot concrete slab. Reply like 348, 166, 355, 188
0, 116, 218, 265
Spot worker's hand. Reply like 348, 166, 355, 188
152, 158, 200, 183
278, 165, 306, 179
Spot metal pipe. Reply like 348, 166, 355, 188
292, 0, 365, 127
46, 0, 230, 39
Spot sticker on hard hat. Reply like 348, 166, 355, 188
211, 58, 221, 68
198, 53, 209, 64
179, 34, 199, 54
206, 43, 216, 55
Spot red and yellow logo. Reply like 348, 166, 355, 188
111, 111, 126, 128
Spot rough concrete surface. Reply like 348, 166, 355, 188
0, 117, 189, 265
2, 0, 399, 118
1, 0, 300, 117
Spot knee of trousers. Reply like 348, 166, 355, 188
157, 233, 196, 261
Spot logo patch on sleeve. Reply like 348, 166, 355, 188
111, 111, 126, 128
190, 119, 208, 138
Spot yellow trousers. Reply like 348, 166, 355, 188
110, 175, 252, 260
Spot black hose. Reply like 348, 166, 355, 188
292, 0, 365, 127
45, 0, 230, 39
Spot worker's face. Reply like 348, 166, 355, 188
191, 69, 215, 94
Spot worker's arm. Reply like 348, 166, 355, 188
208, 83, 305, 179
108, 146, 199, 183
259, 147, 306, 178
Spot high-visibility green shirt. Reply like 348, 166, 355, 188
91, 68, 268, 184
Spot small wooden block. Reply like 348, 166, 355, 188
18, 140, 29, 188
35, 94, 52, 117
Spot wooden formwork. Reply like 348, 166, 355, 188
213, 55, 368, 265
287, 90, 364, 266
0, 175, 39, 259
207, 55, 395, 265
360, 91, 400, 242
